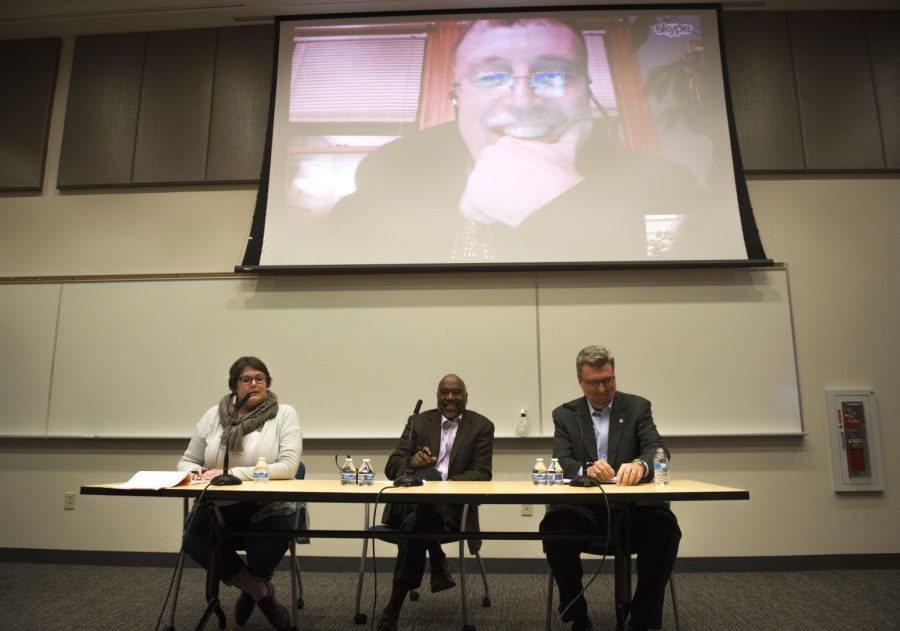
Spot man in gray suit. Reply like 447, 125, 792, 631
377, 374, 494, 631
540, 345, 681, 631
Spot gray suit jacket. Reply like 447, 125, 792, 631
551, 392, 666, 481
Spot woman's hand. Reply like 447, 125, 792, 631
189, 466, 207, 480
197, 468, 224, 481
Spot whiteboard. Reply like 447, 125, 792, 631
46, 274, 540, 438
0, 283, 60, 435
1, 268, 801, 438
537, 268, 802, 436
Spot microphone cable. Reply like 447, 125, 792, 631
154, 477, 215, 631
556, 481, 612, 625
367, 484, 395, 631
367, 398, 423, 627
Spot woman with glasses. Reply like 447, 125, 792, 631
178, 356, 302, 631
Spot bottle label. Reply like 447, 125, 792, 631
547, 463, 562, 484
360, 472, 375, 485
253, 470, 269, 483
654, 461, 669, 485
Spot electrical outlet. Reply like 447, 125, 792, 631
520, 504, 533, 517
64, 492, 76, 510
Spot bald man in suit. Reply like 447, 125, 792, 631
541, 346, 680, 631
377, 374, 494, 631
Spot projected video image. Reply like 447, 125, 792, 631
260, 9, 748, 267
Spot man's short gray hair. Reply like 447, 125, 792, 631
452, 17, 589, 74
576, 345, 615, 375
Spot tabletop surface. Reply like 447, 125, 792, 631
81, 478, 749, 504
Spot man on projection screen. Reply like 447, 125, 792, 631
319, 16, 729, 264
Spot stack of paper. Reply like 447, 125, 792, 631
117, 471, 191, 490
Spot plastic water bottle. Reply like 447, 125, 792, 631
548, 457, 563, 485
340, 455, 357, 485
654, 448, 670, 486
253, 457, 269, 483
532, 457, 549, 485
357, 458, 375, 485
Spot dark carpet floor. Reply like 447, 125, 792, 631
1, 563, 898, 630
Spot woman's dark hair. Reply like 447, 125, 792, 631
228, 356, 273, 392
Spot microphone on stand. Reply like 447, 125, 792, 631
393, 399, 424, 487
565, 403, 601, 487
210, 392, 252, 486
570, 467, 601, 487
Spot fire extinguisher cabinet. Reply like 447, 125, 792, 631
826, 389, 884, 492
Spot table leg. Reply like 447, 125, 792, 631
459, 505, 471, 630
614, 506, 632, 631
353, 503, 371, 624
194, 504, 226, 630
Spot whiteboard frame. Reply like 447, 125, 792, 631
1, 267, 802, 439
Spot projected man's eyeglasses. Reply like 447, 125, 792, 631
454, 71, 588, 98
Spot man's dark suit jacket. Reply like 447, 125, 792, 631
552, 392, 666, 482
383, 408, 494, 543
315, 122, 722, 263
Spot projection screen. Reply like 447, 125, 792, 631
247, 6, 765, 269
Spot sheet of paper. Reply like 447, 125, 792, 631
117, 470, 191, 490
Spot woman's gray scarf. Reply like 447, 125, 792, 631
217, 390, 279, 455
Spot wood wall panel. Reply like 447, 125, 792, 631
132, 29, 216, 184
789, 11, 884, 170
863, 12, 900, 169
0, 37, 60, 191
58, 33, 145, 188
206, 25, 275, 183
721, 12, 805, 171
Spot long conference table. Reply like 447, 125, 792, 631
81, 479, 749, 630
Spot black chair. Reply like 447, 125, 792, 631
352, 503, 491, 631
161, 463, 308, 630
544, 506, 680, 631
